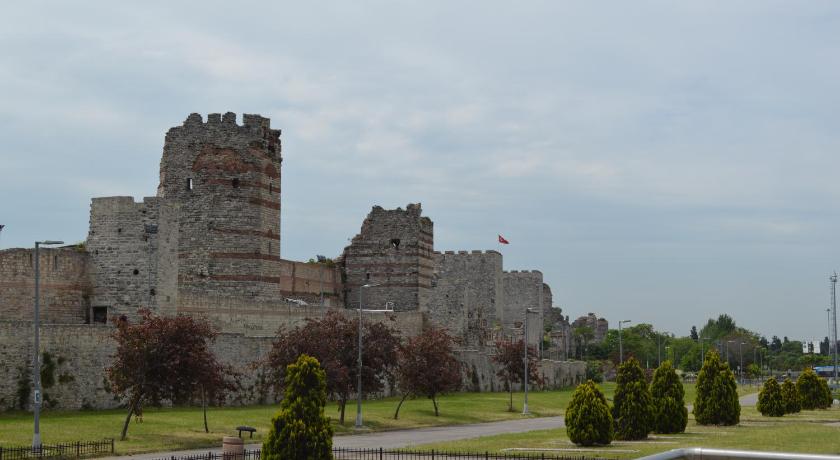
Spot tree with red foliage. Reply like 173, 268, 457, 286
107, 310, 238, 440
393, 327, 462, 419
492, 339, 541, 412
262, 310, 401, 424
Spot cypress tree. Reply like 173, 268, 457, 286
797, 368, 832, 410
756, 377, 784, 417
780, 378, 801, 414
694, 350, 740, 425
263, 354, 333, 460
565, 380, 613, 446
612, 357, 653, 440
649, 360, 688, 433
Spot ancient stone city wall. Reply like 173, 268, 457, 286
0, 248, 91, 324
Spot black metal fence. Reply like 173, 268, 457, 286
0, 439, 114, 460
153, 448, 607, 460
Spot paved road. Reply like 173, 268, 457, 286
740, 392, 758, 406
102, 394, 761, 460
102, 416, 566, 460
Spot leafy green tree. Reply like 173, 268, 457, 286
757, 377, 784, 417
492, 339, 540, 412
649, 361, 687, 433
393, 327, 461, 418
797, 368, 832, 410
781, 378, 800, 414
612, 357, 653, 440
263, 354, 333, 460
693, 350, 740, 425
565, 380, 613, 446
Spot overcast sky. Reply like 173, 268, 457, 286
2, 1, 839, 341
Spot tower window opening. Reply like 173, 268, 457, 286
390, 238, 401, 249
232, 178, 240, 188
187, 178, 194, 190
53, 255, 58, 270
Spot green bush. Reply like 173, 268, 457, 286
612, 357, 653, 440
649, 361, 687, 434
565, 380, 613, 446
818, 377, 834, 409
781, 378, 800, 414
693, 350, 740, 426
263, 354, 333, 460
757, 377, 784, 417
797, 368, 832, 410
585, 361, 604, 383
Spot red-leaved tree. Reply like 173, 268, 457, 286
492, 339, 541, 412
262, 310, 400, 424
393, 326, 462, 418
107, 310, 238, 440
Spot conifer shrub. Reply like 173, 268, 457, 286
693, 350, 740, 425
649, 360, 688, 433
781, 377, 801, 414
757, 377, 784, 417
263, 354, 333, 460
612, 357, 653, 440
818, 377, 834, 409
565, 380, 613, 446
797, 368, 832, 410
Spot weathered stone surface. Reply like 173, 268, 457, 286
0, 113, 591, 411
572, 313, 609, 343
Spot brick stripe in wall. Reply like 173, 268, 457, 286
211, 227, 281, 240
248, 197, 281, 210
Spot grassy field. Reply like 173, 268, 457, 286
0, 385, 611, 454
416, 405, 840, 458
0, 382, 759, 456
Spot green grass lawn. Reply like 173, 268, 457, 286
416, 405, 840, 459
0, 381, 757, 456
0, 386, 605, 454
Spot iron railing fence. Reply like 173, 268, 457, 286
0, 439, 114, 460
152, 448, 607, 460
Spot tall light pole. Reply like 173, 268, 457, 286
32, 240, 64, 449
523, 307, 537, 415
831, 273, 838, 385
618, 320, 631, 364
657, 334, 662, 367
827, 307, 832, 358
739, 342, 745, 384
665, 346, 671, 364
355, 282, 380, 429
726, 340, 735, 367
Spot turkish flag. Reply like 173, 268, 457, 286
498, 235, 510, 244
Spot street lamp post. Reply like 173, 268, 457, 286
665, 346, 671, 364
523, 308, 537, 415
726, 340, 735, 367
739, 342, 745, 384
355, 282, 381, 429
32, 240, 63, 449
618, 320, 631, 364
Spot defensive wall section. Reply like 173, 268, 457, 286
0, 248, 91, 323
427, 250, 502, 347
0, 113, 589, 411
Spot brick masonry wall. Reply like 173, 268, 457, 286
427, 250, 503, 347
157, 113, 283, 303
501, 271, 546, 347
341, 204, 434, 312
0, 248, 90, 324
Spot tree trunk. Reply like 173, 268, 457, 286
393, 393, 410, 419
432, 395, 439, 416
202, 387, 208, 434
120, 396, 139, 441
339, 398, 346, 425
508, 387, 514, 412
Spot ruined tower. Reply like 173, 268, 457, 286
157, 113, 282, 301
341, 204, 434, 311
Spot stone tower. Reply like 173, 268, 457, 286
157, 112, 282, 300
341, 204, 434, 311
